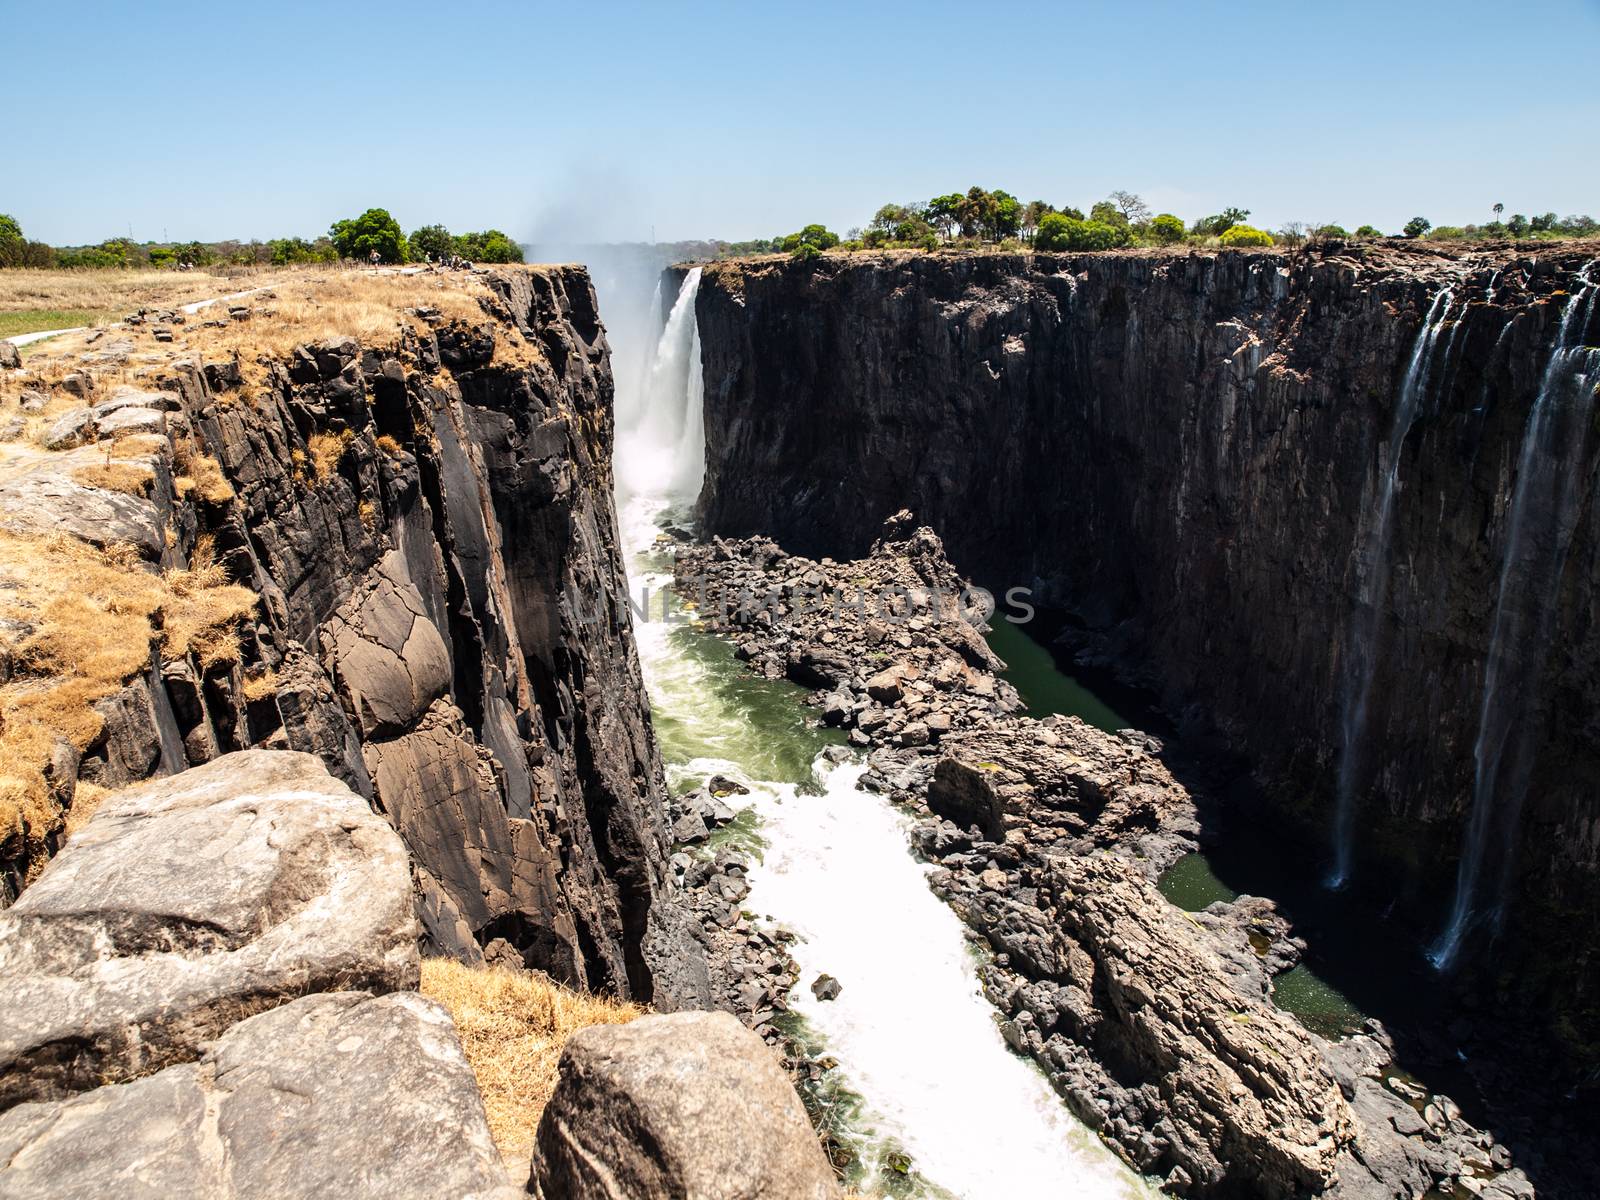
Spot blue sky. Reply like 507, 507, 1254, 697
4, 0, 1596, 246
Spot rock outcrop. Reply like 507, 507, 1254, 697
673, 524, 1535, 1199
0, 750, 414, 1108
686, 244, 1600, 1068
530, 1010, 842, 1200
0, 267, 702, 1006
0, 750, 518, 1199
0, 991, 518, 1200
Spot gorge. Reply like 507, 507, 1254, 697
680, 244, 1600, 1052
652, 240, 1598, 1194
2, 238, 1596, 1199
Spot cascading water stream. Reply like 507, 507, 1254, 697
1328, 288, 1457, 889
1430, 269, 1600, 970
613, 272, 1154, 1199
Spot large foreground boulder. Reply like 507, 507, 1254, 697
0, 991, 520, 1200
0, 749, 417, 1108
531, 1010, 841, 1200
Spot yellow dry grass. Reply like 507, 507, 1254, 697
0, 267, 286, 323
0, 532, 257, 864
419, 958, 643, 1165
191, 270, 501, 361
308, 429, 353, 481
62, 781, 110, 841
241, 667, 278, 702
173, 438, 235, 503
70, 462, 155, 496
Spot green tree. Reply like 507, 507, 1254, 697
1402, 216, 1432, 239
1149, 213, 1186, 244
1530, 212, 1557, 232
330, 208, 408, 263
1089, 200, 1129, 231
1354, 224, 1382, 238
0, 213, 22, 267
926, 194, 963, 241
408, 224, 455, 261
1219, 225, 1275, 247
1021, 200, 1055, 243
990, 190, 1022, 240
1192, 208, 1250, 238
452, 229, 523, 263
1034, 213, 1129, 252
780, 224, 840, 255
1315, 224, 1350, 239
1506, 213, 1529, 237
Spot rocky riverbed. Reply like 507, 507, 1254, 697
669, 514, 1535, 1200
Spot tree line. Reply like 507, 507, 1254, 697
743, 188, 1599, 261
0, 208, 524, 270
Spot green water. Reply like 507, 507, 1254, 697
1157, 851, 1240, 911
1271, 965, 1366, 1039
1159, 852, 1369, 1039
647, 626, 845, 793
985, 619, 1131, 733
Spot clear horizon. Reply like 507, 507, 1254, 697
5, 0, 1597, 247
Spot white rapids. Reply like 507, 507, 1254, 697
608, 267, 1154, 1199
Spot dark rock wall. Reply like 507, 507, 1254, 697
689, 245, 1600, 1057
19, 269, 696, 1005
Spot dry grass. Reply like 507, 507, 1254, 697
189, 270, 501, 362
0, 531, 258, 863
62, 781, 110, 841
375, 434, 404, 458
173, 438, 235, 503
308, 429, 353, 481
71, 462, 155, 496
420, 958, 642, 1165
241, 667, 278, 702
0, 266, 296, 324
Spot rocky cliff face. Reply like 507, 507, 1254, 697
0, 267, 700, 1006
687, 244, 1600, 1060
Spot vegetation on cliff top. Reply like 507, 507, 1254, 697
729, 189, 1599, 262
0, 207, 525, 273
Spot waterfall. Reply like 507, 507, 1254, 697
612, 269, 1154, 1199
617, 268, 704, 504
1328, 288, 1457, 889
1430, 271, 1600, 970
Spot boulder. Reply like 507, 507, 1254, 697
0, 341, 19, 370
0, 750, 417, 1109
927, 756, 1005, 840
530, 1011, 840, 1200
42, 406, 94, 450
0, 991, 520, 1200
810, 973, 842, 1001
0, 441, 167, 555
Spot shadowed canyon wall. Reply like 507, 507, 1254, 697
1, 268, 703, 1006
685, 244, 1600, 1061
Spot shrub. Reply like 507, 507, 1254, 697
1402, 216, 1432, 239
1150, 213, 1185, 245
1035, 213, 1130, 252
1219, 224, 1275, 247
1354, 225, 1382, 238
454, 229, 524, 263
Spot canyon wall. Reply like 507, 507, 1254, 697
0, 268, 702, 1007
686, 244, 1600, 1059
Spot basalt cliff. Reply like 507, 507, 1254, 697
0, 266, 704, 1006
683, 244, 1600, 1070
